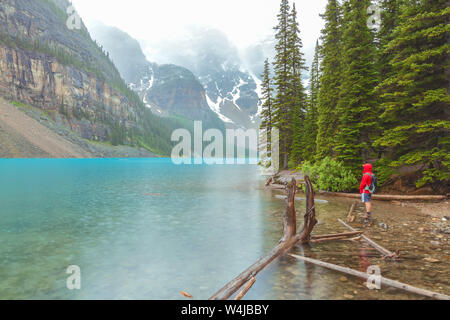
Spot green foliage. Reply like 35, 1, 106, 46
315, 0, 342, 160
288, 4, 308, 167
260, 0, 449, 191
300, 157, 358, 192
303, 40, 320, 162
373, 157, 396, 186
376, 0, 450, 188
272, 0, 294, 169
41, 0, 68, 23
109, 122, 127, 146
334, 0, 380, 169
0, 3, 182, 156
271, 1, 308, 169
260, 58, 273, 145
11, 100, 30, 108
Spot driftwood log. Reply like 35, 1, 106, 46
346, 202, 357, 223
290, 254, 450, 300
310, 231, 363, 243
338, 219, 399, 259
275, 195, 329, 204
209, 176, 317, 300
320, 192, 446, 201
312, 231, 362, 239
234, 277, 256, 300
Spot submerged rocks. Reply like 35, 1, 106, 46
435, 222, 450, 234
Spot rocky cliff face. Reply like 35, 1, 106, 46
0, 45, 136, 140
0, 0, 172, 152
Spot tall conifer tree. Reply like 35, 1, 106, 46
303, 40, 321, 162
375, 0, 450, 188
288, 3, 308, 165
335, 0, 379, 170
272, 0, 292, 169
316, 0, 342, 160
260, 58, 273, 149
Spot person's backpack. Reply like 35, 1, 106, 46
364, 173, 378, 194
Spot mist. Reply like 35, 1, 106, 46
72, 0, 327, 79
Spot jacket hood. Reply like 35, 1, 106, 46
363, 163, 373, 174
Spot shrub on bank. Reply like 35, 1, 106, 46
299, 157, 358, 193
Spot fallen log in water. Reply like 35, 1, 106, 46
275, 195, 329, 203
289, 254, 450, 300
310, 236, 358, 243
210, 176, 317, 300
320, 192, 446, 201
268, 183, 287, 190
312, 231, 362, 240
347, 202, 357, 223
310, 235, 361, 243
338, 219, 399, 259
234, 277, 256, 300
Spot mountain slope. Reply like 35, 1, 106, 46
147, 27, 263, 128
0, 97, 89, 158
0, 0, 178, 155
89, 24, 225, 131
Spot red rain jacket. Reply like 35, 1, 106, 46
360, 164, 373, 194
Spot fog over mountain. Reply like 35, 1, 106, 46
89, 24, 225, 130
73, 0, 327, 82
142, 27, 312, 83
74, 0, 328, 128
143, 27, 271, 81
89, 23, 266, 129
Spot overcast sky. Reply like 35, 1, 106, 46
71, 0, 327, 69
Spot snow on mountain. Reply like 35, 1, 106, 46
90, 24, 225, 130
145, 27, 262, 129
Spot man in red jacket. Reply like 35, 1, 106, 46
360, 163, 373, 223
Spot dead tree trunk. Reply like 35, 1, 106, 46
209, 177, 317, 300
298, 176, 318, 243
283, 179, 297, 240
321, 192, 446, 201
234, 277, 256, 300
290, 254, 450, 300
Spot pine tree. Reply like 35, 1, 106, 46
260, 58, 273, 149
303, 40, 321, 162
288, 3, 308, 166
375, 0, 450, 188
272, 0, 292, 169
334, 0, 380, 170
378, 0, 405, 81
316, 0, 342, 160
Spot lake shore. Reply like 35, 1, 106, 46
266, 170, 449, 219
0, 97, 158, 159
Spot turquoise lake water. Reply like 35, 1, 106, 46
0, 159, 447, 300
0, 158, 282, 299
